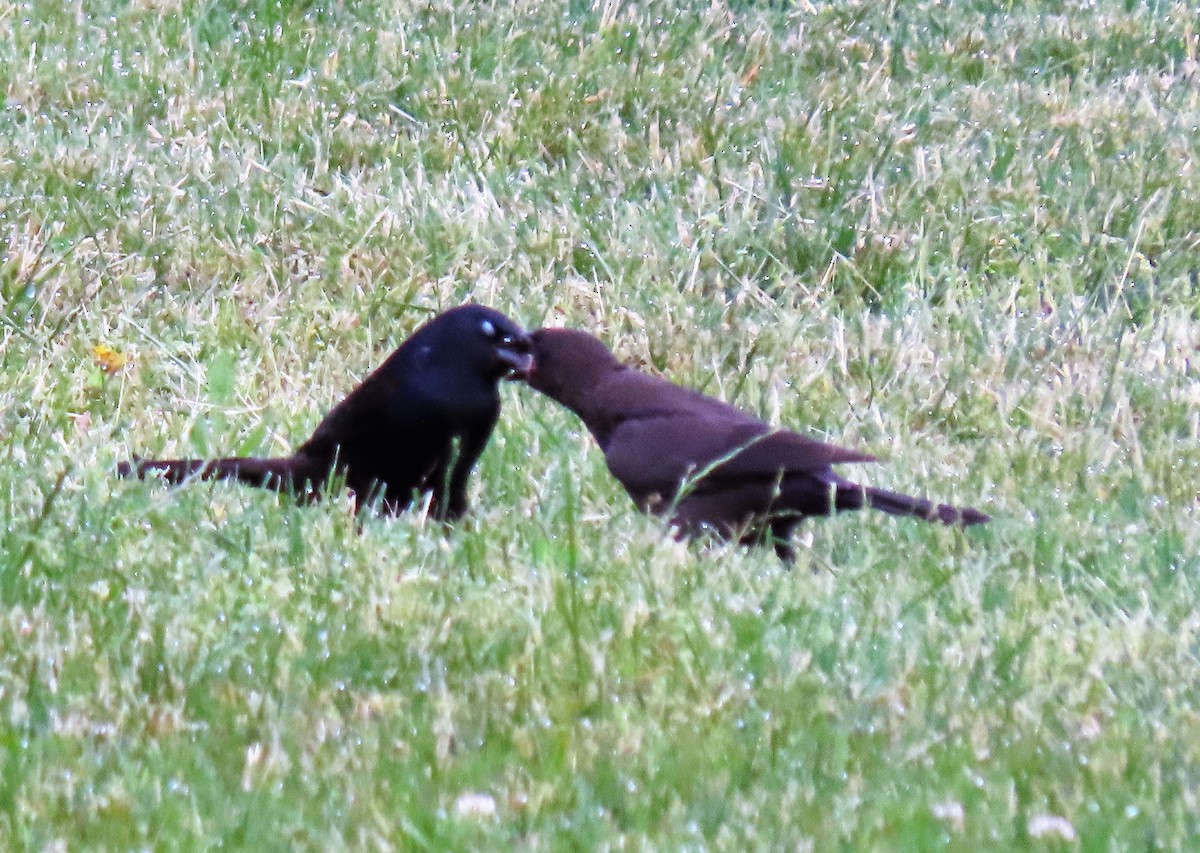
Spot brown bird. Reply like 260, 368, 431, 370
119, 305, 533, 519
525, 327, 988, 561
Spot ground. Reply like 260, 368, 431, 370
1, 1, 1198, 849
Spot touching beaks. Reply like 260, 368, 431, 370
495, 334, 535, 379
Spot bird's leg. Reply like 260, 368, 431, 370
768, 517, 799, 566
439, 435, 471, 521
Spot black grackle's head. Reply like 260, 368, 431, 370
409, 304, 534, 382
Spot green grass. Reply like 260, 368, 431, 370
2, 0, 1199, 848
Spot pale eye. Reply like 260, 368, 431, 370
480, 319, 496, 338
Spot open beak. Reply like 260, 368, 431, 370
496, 335, 535, 380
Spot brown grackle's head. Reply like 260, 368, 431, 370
524, 327, 622, 402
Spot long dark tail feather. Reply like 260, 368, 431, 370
861, 485, 990, 526
117, 456, 312, 492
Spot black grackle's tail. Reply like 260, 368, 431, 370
116, 456, 317, 492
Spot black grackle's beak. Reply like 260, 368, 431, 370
495, 334, 534, 379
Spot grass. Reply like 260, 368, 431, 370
2, 0, 1199, 848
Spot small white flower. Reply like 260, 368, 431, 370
1028, 814, 1077, 841
454, 792, 497, 819
931, 800, 965, 832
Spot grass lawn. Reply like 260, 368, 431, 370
2, 0, 1198, 848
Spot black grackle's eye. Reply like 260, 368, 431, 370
480, 319, 497, 338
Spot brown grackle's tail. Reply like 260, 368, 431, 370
858, 484, 989, 526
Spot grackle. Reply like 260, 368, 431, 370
119, 305, 533, 519
525, 327, 988, 561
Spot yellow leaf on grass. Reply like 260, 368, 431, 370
91, 344, 129, 373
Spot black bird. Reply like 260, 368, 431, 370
119, 305, 533, 519
525, 327, 988, 560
